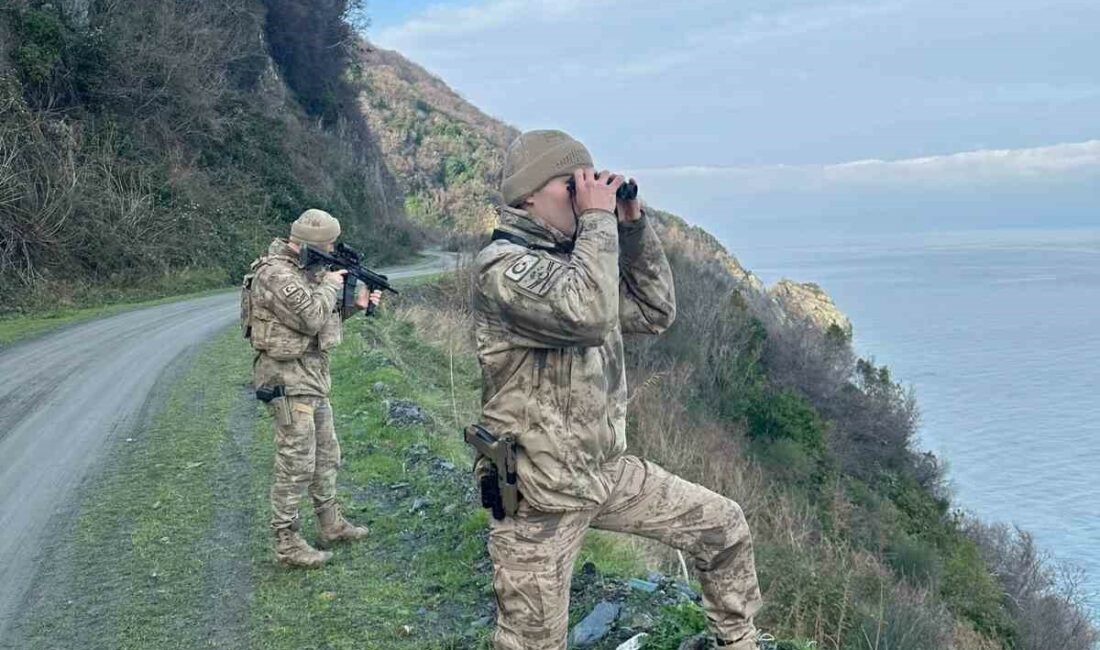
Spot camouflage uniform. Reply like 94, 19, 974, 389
248, 237, 355, 539
475, 206, 763, 649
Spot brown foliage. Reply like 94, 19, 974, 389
965, 520, 1099, 650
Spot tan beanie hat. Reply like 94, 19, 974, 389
290, 208, 341, 246
501, 130, 593, 206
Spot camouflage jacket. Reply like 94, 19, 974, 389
249, 238, 345, 397
474, 206, 676, 511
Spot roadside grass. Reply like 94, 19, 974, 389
19, 329, 252, 649
0, 285, 234, 349
245, 312, 496, 649
393, 269, 449, 289
17, 308, 498, 649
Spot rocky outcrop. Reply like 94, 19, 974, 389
645, 208, 849, 336
768, 279, 852, 337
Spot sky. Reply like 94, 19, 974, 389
367, 0, 1099, 250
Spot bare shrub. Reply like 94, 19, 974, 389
629, 365, 767, 514
392, 253, 479, 356
965, 520, 1099, 650
857, 581, 954, 650
950, 621, 1002, 650
0, 109, 77, 286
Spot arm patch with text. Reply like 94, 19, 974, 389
281, 283, 311, 312
505, 254, 564, 297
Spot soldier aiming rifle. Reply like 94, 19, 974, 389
241, 208, 385, 568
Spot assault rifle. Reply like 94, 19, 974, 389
299, 243, 398, 316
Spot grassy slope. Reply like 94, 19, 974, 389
17, 286, 786, 650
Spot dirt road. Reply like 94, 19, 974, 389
0, 251, 453, 636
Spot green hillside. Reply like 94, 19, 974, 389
1, 3, 1094, 649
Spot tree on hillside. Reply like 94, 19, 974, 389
262, 0, 364, 128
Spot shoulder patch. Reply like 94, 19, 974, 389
513, 257, 564, 297
281, 284, 311, 311
504, 254, 539, 282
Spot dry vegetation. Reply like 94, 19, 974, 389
0, 0, 418, 314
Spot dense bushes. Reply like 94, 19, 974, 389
0, 0, 418, 314
9, 6, 65, 85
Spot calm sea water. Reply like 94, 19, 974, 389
732, 227, 1100, 617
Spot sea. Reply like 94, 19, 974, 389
727, 226, 1100, 619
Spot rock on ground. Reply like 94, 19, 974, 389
571, 600, 622, 647
386, 399, 428, 426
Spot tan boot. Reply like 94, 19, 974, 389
315, 502, 369, 548
274, 527, 332, 568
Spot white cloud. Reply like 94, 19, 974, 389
630, 140, 1100, 192
373, 0, 607, 48
376, 0, 906, 80
372, 0, 1100, 183
611, 2, 907, 78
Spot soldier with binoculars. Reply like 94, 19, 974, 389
469, 130, 765, 650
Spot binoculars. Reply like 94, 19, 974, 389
565, 175, 639, 201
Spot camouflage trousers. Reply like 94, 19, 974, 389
269, 395, 341, 530
488, 455, 762, 650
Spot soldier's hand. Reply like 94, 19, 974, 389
355, 287, 382, 310
616, 179, 643, 224
571, 167, 623, 215
474, 455, 493, 482
324, 269, 348, 287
